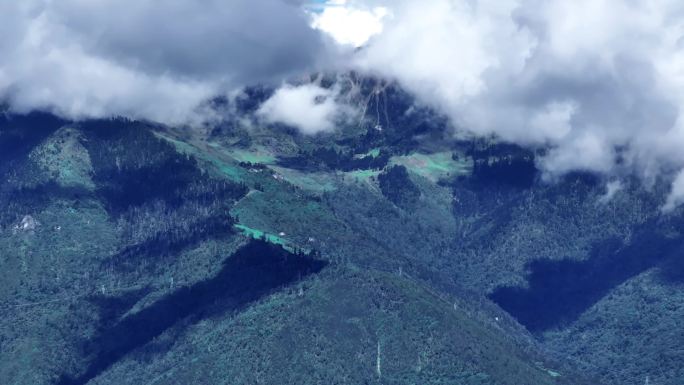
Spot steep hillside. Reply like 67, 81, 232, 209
150, 79, 684, 385
0, 116, 596, 385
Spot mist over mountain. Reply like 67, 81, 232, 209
2, 2, 684, 385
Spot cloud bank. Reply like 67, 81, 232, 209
4, 0, 684, 209
310, 1, 388, 47
0, 0, 334, 125
343, 0, 684, 208
257, 83, 351, 134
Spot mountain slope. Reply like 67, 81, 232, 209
0, 116, 598, 385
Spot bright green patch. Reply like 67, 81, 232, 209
269, 166, 336, 193
234, 224, 287, 247
154, 132, 246, 182
153, 132, 198, 156
390, 152, 471, 182
225, 147, 276, 165
344, 169, 380, 183
353, 148, 381, 160
211, 159, 244, 181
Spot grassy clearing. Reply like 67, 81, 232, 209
269, 166, 336, 193
353, 148, 381, 159
222, 146, 276, 165
344, 169, 380, 183
390, 152, 471, 182
234, 224, 288, 247
155, 132, 247, 182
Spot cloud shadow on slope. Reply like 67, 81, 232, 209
489, 221, 684, 332
56, 240, 327, 385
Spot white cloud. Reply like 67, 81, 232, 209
356, 0, 532, 109
0, 0, 333, 125
6, 0, 684, 209
257, 84, 349, 134
538, 131, 616, 177
528, 102, 576, 143
345, 0, 684, 209
663, 170, 684, 213
599, 180, 623, 204
311, 1, 388, 47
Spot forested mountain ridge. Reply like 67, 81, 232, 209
2, 81, 683, 385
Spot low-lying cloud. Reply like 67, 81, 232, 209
4, 0, 684, 209
344, 0, 684, 209
257, 83, 352, 134
0, 0, 334, 125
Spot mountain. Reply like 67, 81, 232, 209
2, 81, 683, 385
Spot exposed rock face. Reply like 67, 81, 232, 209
15, 215, 39, 232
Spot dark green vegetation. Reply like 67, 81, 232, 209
2, 82, 684, 385
378, 165, 420, 208
58, 241, 326, 385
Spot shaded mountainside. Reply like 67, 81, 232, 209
3, 82, 684, 385
156, 106, 684, 385
0, 117, 594, 385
